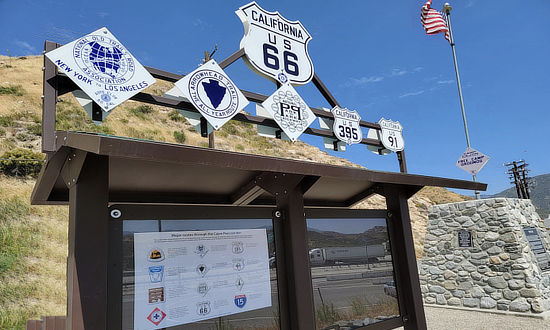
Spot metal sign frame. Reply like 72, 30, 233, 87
42, 41, 408, 173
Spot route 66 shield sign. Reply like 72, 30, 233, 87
236, 2, 314, 85
378, 118, 405, 152
331, 107, 362, 145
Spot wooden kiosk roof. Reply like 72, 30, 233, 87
31, 131, 486, 206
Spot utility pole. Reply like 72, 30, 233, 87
505, 160, 532, 199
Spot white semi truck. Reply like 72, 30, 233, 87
309, 245, 385, 266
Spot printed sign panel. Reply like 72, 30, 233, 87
45, 27, 155, 111
378, 118, 404, 152
523, 227, 550, 272
331, 107, 362, 145
236, 2, 314, 85
261, 83, 316, 142
457, 230, 473, 248
174, 59, 249, 130
456, 147, 490, 175
133, 229, 271, 329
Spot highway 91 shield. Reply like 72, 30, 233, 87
45, 27, 155, 112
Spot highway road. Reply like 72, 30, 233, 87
121, 264, 396, 329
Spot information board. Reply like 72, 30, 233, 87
457, 230, 473, 248
523, 227, 550, 272
133, 229, 272, 329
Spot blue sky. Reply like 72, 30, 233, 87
1, 0, 549, 195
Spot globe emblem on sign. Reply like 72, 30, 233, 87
73, 34, 135, 85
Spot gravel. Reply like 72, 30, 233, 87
409, 306, 549, 330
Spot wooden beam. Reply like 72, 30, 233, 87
230, 174, 266, 205
345, 184, 384, 207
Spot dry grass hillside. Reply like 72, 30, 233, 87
0, 55, 471, 328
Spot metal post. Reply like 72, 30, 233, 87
443, 4, 480, 199
67, 154, 109, 330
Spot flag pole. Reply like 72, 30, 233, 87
442, 3, 480, 199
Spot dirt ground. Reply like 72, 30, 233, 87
421, 306, 550, 330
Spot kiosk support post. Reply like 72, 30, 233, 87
66, 154, 110, 330
257, 173, 316, 329
384, 185, 427, 330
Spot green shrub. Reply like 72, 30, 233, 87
0, 148, 44, 177
168, 109, 183, 122
27, 123, 42, 136
173, 130, 186, 143
128, 105, 153, 120
315, 303, 340, 325
0, 85, 25, 96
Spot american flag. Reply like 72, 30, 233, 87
421, 0, 450, 43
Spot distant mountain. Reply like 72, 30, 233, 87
307, 225, 389, 249
488, 173, 550, 219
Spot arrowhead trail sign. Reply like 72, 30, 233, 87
174, 59, 249, 130
236, 2, 314, 85
331, 107, 362, 145
456, 147, 490, 175
45, 27, 155, 112
379, 118, 405, 152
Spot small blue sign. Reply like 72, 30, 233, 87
149, 266, 164, 283
234, 294, 247, 308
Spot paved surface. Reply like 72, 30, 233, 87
421, 306, 550, 330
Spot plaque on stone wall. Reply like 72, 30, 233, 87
523, 227, 550, 272
457, 230, 473, 248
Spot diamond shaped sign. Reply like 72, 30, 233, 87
456, 147, 490, 175
147, 307, 166, 326
261, 83, 316, 142
174, 59, 249, 130
45, 27, 155, 112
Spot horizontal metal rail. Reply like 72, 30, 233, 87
42, 40, 406, 172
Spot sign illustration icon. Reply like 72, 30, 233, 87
196, 264, 209, 277
236, 2, 314, 85
197, 282, 210, 296
147, 307, 166, 326
148, 248, 164, 262
195, 244, 209, 258
236, 277, 244, 291
148, 266, 164, 283
234, 294, 247, 308
233, 258, 245, 271
232, 241, 244, 254
197, 301, 211, 316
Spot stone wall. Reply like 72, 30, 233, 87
419, 198, 550, 313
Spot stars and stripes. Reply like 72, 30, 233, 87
420, 0, 450, 43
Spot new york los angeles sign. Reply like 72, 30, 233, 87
236, 2, 314, 85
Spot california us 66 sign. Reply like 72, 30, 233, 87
236, 2, 314, 85
379, 118, 405, 152
331, 107, 362, 145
